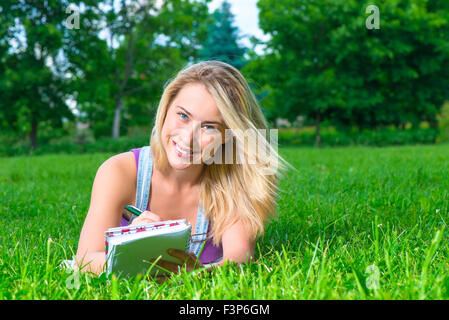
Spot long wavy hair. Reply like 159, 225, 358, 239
150, 61, 293, 246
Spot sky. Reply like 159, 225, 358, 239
208, 0, 270, 53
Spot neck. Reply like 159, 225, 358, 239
160, 163, 204, 193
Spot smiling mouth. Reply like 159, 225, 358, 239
172, 140, 199, 156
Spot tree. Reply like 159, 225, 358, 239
252, 0, 449, 146
255, 0, 346, 147
327, 0, 449, 131
0, 0, 77, 149
65, 0, 212, 139
199, 0, 246, 69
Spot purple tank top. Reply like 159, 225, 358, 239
120, 147, 223, 264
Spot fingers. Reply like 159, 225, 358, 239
130, 210, 162, 226
149, 250, 202, 275
152, 259, 186, 273
150, 258, 195, 274
167, 249, 202, 268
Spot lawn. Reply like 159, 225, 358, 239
1, 143, 448, 299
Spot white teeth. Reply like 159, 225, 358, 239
175, 143, 193, 154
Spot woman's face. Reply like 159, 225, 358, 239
161, 82, 225, 170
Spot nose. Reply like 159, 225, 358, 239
180, 120, 201, 150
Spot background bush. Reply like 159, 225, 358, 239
0, 126, 444, 157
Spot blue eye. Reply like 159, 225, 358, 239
203, 125, 215, 131
177, 111, 216, 131
178, 112, 188, 120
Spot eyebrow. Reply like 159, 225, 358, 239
176, 105, 223, 126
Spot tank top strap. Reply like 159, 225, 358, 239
188, 203, 209, 256
135, 145, 153, 212
134, 145, 210, 257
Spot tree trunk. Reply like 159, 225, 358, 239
30, 116, 38, 150
111, 26, 135, 140
315, 108, 321, 148
112, 97, 123, 139
428, 115, 438, 129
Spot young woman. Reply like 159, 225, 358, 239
75, 60, 291, 276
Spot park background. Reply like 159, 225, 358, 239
1, 0, 449, 299
1, 0, 449, 154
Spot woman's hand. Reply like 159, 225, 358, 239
129, 210, 162, 226
152, 249, 203, 274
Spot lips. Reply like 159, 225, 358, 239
172, 140, 199, 157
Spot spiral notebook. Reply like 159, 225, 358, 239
105, 219, 191, 278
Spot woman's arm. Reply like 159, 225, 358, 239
152, 218, 255, 274
217, 218, 256, 266
75, 152, 136, 275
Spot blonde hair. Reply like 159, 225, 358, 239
150, 61, 293, 246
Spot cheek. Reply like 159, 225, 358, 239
162, 118, 177, 139
201, 133, 221, 150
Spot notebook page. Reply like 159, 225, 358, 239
106, 219, 187, 237
107, 223, 189, 246
106, 224, 192, 277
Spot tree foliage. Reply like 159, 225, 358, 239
0, 0, 78, 148
1, 0, 449, 149
199, 0, 246, 69
65, 0, 212, 139
249, 0, 449, 145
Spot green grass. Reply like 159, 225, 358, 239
1, 144, 449, 299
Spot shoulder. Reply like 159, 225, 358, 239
92, 151, 137, 201
100, 151, 136, 176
